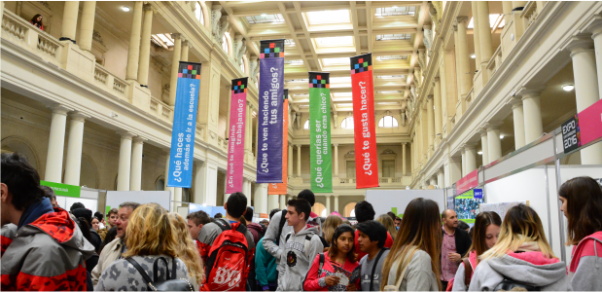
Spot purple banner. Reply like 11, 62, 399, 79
256, 39, 285, 183
226, 78, 248, 194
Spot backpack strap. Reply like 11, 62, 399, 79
215, 218, 233, 232
285, 233, 291, 243
462, 258, 472, 288
125, 257, 157, 291
370, 248, 388, 290
318, 253, 325, 275
276, 210, 288, 246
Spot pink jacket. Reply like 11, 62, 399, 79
303, 252, 361, 291
569, 231, 602, 291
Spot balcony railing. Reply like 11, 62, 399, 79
94, 64, 130, 100
149, 96, 173, 122
486, 45, 503, 78
522, 1, 539, 29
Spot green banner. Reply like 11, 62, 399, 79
40, 180, 81, 198
308, 72, 333, 193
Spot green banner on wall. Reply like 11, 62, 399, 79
308, 72, 333, 193
40, 180, 81, 198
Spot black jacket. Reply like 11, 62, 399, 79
442, 227, 472, 257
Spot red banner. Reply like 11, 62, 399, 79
456, 169, 478, 195
268, 90, 289, 194
350, 54, 379, 188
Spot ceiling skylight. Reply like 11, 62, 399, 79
378, 90, 403, 94
376, 55, 408, 61
377, 75, 406, 79
151, 33, 174, 49
284, 59, 304, 65
468, 14, 504, 29
322, 57, 350, 67
337, 103, 353, 107
330, 76, 352, 83
285, 39, 296, 46
376, 34, 412, 41
315, 36, 354, 47
246, 14, 285, 24
375, 6, 416, 18
285, 78, 309, 83
306, 10, 350, 25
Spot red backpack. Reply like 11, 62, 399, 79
203, 219, 250, 291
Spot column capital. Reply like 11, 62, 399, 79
234, 34, 244, 41
296, 144, 302, 148
427, 94, 434, 100
142, 3, 154, 12
517, 86, 545, 97
433, 76, 440, 83
479, 127, 488, 137
69, 111, 90, 122
456, 16, 469, 24
171, 33, 181, 40
587, 15, 602, 36
507, 97, 523, 109
565, 35, 595, 55
462, 143, 476, 151
49, 105, 72, 115
333, 143, 339, 147
118, 131, 136, 139
182, 39, 189, 46
485, 121, 504, 130
402, 142, 408, 145
133, 136, 147, 144
211, 4, 222, 11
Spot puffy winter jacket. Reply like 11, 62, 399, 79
451, 250, 478, 291
1, 223, 17, 257
303, 252, 361, 291
1, 207, 95, 290
569, 231, 602, 291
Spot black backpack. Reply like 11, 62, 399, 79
494, 278, 540, 291
125, 257, 193, 291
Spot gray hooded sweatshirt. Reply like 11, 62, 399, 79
276, 224, 323, 291
468, 251, 568, 291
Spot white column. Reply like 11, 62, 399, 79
437, 170, 444, 189
117, 132, 134, 191
137, 4, 153, 87
333, 195, 339, 212
268, 195, 279, 212
503, 2, 513, 24
77, 1, 96, 52
480, 129, 489, 165
325, 195, 331, 215
254, 183, 268, 214
568, 36, 602, 164
470, 1, 482, 69
510, 98, 526, 149
60, 1, 79, 43
521, 88, 544, 144
333, 144, 339, 177
461, 149, 466, 176
280, 195, 287, 210
288, 144, 293, 176
181, 40, 189, 62
126, 1, 143, 81
165, 154, 175, 201
169, 33, 182, 106
427, 95, 435, 150
173, 187, 182, 211
296, 145, 302, 177
455, 17, 472, 96
63, 112, 88, 186
464, 145, 477, 173
402, 142, 407, 175
130, 137, 145, 191
476, 1, 493, 66
45, 106, 70, 183
487, 123, 503, 162
433, 78, 443, 144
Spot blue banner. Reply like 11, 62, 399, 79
167, 62, 201, 187
256, 39, 285, 183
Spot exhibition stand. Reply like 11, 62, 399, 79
365, 189, 445, 219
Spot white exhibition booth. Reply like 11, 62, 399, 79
366, 189, 445, 218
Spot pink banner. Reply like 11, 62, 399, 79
579, 98, 602, 146
456, 169, 478, 195
226, 78, 248, 194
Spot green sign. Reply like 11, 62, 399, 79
40, 180, 81, 198
309, 72, 333, 193
390, 207, 403, 218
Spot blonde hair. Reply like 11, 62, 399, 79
169, 212, 204, 285
377, 214, 397, 240
323, 215, 343, 243
480, 204, 556, 260
123, 203, 178, 258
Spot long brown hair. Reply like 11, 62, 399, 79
380, 198, 441, 291
169, 212, 204, 285
481, 204, 556, 260
328, 224, 357, 263
377, 214, 397, 240
30, 14, 43, 25
559, 176, 602, 245
323, 215, 343, 244
467, 211, 502, 261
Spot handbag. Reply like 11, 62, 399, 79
125, 256, 194, 291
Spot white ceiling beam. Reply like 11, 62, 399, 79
276, 2, 313, 72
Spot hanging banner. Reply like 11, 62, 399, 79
256, 39, 285, 183
350, 53, 379, 189
167, 62, 201, 187
309, 72, 333, 193
269, 89, 289, 195
226, 77, 248, 194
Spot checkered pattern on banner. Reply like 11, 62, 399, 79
308, 72, 330, 89
178, 63, 201, 79
350, 54, 372, 75
260, 40, 285, 59
232, 78, 248, 94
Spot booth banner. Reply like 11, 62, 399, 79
269, 89, 289, 195
41, 180, 81, 198
350, 53, 379, 189
456, 169, 478, 195
168, 62, 201, 188
308, 72, 333, 193
256, 39, 285, 183
366, 189, 445, 219
455, 188, 483, 224
225, 78, 248, 194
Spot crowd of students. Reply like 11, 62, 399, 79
1, 151, 602, 291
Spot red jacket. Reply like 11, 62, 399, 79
1, 208, 95, 291
303, 252, 361, 291
355, 229, 393, 259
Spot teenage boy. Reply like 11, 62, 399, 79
354, 201, 394, 259
186, 210, 211, 240
263, 190, 321, 275
276, 199, 323, 291
357, 220, 390, 291
1, 153, 95, 290
197, 192, 256, 290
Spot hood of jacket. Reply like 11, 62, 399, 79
17, 197, 54, 228
248, 222, 265, 233
19, 208, 95, 259
295, 224, 320, 237
487, 251, 566, 287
